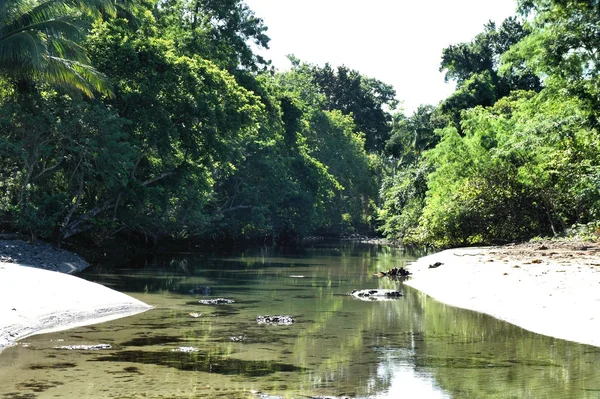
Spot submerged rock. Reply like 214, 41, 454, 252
189, 286, 211, 295
54, 344, 112, 350
351, 289, 403, 301
311, 396, 354, 399
252, 392, 352, 399
199, 298, 234, 305
256, 315, 295, 325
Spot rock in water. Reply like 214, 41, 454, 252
256, 315, 295, 325
351, 289, 403, 301
198, 298, 234, 305
374, 267, 411, 278
171, 346, 199, 353
54, 344, 112, 350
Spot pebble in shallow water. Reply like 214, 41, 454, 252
256, 315, 295, 325
171, 346, 199, 353
199, 298, 234, 305
350, 289, 403, 301
54, 344, 112, 350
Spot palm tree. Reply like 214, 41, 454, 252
0, 0, 123, 97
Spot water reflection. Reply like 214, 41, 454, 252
0, 242, 599, 399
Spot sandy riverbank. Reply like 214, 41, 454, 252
405, 240, 600, 347
0, 241, 152, 351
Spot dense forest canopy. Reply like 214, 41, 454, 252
1, 0, 599, 248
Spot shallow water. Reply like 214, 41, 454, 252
1, 241, 599, 399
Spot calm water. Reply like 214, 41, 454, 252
1, 241, 600, 399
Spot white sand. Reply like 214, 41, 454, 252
405, 246, 600, 347
0, 262, 151, 350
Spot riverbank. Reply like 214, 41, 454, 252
406, 240, 600, 347
0, 239, 90, 274
0, 240, 152, 351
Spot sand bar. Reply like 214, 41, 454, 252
0, 262, 151, 350
405, 241, 600, 347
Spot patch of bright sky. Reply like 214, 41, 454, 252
244, 0, 517, 115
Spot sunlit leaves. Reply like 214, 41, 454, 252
0, 0, 130, 96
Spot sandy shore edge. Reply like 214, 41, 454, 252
0, 262, 152, 351
405, 244, 600, 347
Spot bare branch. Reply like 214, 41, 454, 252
142, 172, 173, 186
33, 159, 62, 179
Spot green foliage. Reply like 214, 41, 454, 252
83, 12, 267, 240
305, 109, 374, 233
380, 11, 600, 246
282, 60, 397, 153
0, 88, 132, 238
153, 0, 270, 73
378, 105, 443, 242
439, 18, 541, 130
0, 0, 385, 245
378, 160, 431, 242
418, 120, 539, 246
403, 92, 600, 246
505, 0, 600, 114
385, 105, 443, 161
6, 0, 600, 249
0, 0, 131, 97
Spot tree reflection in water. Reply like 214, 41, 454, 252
0, 242, 598, 399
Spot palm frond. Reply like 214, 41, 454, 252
1, 18, 84, 44
0, 30, 47, 72
0, 0, 139, 97
0, 0, 28, 26
43, 55, 114, 98
49, 36, 89, 63
25, 0, 117, 22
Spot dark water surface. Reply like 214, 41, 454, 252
1, 242, 599, 399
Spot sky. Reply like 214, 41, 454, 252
244, 0, 518, 115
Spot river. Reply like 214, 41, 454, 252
0, 241, 599, 398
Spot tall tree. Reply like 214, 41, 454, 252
504, 0, 600, 118
439, 17, 541, 129
154, 0, 270, 73
385, 105, 444, 162
309, 63, 397, 153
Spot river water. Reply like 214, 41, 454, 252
1, 241, 599, 398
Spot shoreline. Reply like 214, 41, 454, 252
405, 241, 600, 347
0, 241, 152, 351
3, 236, 600, 351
